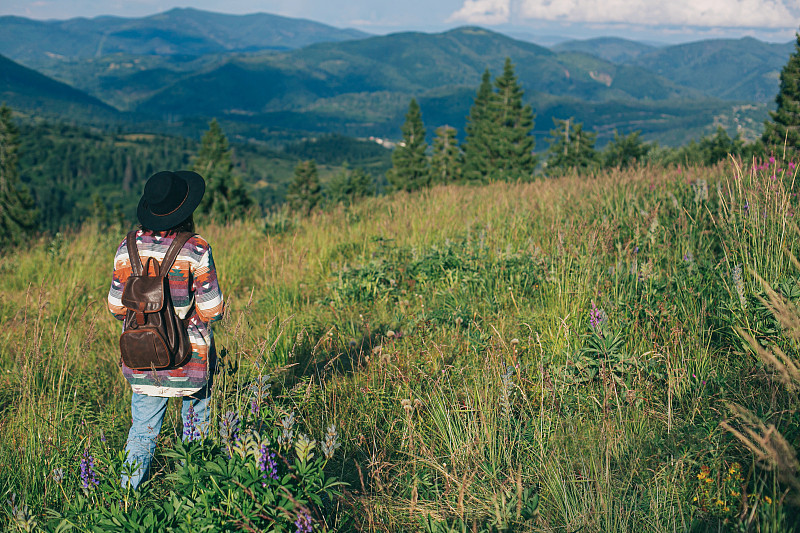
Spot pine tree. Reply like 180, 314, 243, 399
603, 131, 650, 169
287, 160, 322, 214
0, 104, 37, 250
387, 99, 430, 192
430, 125, 462, 184
462, 69, 495, 183
491, 58, 537, 181
763, 32, 800, 154
193, 118, 253, 222
545, 118, 599, 176
327, 164, 372, 206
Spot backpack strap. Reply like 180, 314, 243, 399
126, 230, 143, 276
158, 232, 194, 278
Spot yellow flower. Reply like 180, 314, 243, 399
705, 478, 713, 484
716, 499, 724, 506
764, 496, 772, 504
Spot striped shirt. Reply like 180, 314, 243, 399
108, 230, 224, 397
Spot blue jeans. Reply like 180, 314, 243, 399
122, 387, 212, 490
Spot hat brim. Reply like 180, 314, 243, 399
137, 171, 205, 231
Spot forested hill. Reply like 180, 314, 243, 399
0, 8, 368, 62
0, 54, 118, 122
552, 37, 658, 63
554, 36, 793, 104
16, 122, 391, 232
628, 38, 794, 103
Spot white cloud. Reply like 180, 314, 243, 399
447, 0, 511, 24
517, 0, 798, 28
447, 0, 799, 28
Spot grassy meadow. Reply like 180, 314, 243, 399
2, 158, 800, 531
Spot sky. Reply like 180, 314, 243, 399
2, 0, 799, 44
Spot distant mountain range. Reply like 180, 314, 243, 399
0, 8, 367, 61
0, 9, 792, 147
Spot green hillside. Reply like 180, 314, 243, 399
0, 54, 118, 122
552, 37, 658, 63
2, 160, 799, 530
629, 37, 793, 103
0, 8, 367, 63
135, 27, 699, 118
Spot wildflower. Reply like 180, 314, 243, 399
683, 252, 693, 263
219, 411, 240, 447
401, 399, 413, 413
278, 412, 296, 447
183, 404, 201, 442
251, 398, 260, 416
589, 302, 608, 334
769, 156, 776, 165
294, 511, 313, 533
52, 468, 64, 483
7, 494, 37, 531
321, 424, 341, 460
294, 434, 316, 462
693, 179, 709, 203
80, 448, 99, 491
764, 495, 772, 504
697, 465, 710, 480
100, 431, 106, 444
258, 444, 279, 486
732, 264, 746, 309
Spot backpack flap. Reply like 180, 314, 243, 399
121, 275, 165, 314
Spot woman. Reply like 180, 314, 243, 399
107, 170, 224, 489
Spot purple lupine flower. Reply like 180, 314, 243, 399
258, 444, 279, 486
294, 511, 313, 533
184, 404, 201, 442
100, 431, 106, 444
251, 398, 260, 416
80, 448, 99, 491
589, 302, 608, 337
220, 411, 240, 448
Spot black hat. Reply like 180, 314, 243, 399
137, 170, 205, 231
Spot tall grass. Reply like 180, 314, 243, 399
2, 157, 799, 531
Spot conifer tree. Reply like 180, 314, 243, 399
287, 160, 322, 214
462, 69, 495, 183
763, 32, 800, 154
431, 125, 462, 184
491, 58, 537, 181
193, 118, 253, 222
0, 104, 37, 250
387, 99, 430, 192
603, 131, 650, 169
327, 164, 372, 206
545, 118, 599, 176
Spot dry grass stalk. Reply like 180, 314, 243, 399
720, 403, 800, 502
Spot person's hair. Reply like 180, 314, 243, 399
140, 214, 195, 234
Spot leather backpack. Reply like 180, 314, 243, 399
119, 231, 194, 370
